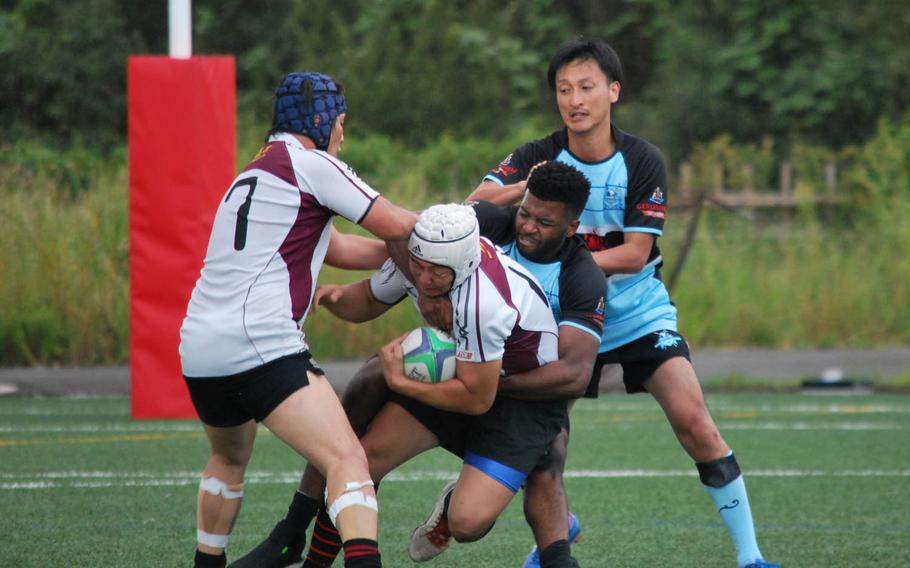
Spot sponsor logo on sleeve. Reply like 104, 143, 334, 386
591, 296, 606, 325
491, 153, 518, 176
637, 202, 666, 219
456, 349, 475, 359
649, 186, 665, 204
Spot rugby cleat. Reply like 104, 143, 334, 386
408, 481, 456, 562
744, 561, 781, 568
521, 512, 582, 568
227, 519, 305, 568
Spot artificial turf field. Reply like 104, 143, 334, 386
1, 393, 908, 567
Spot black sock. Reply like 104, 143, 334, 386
303, 508, 342, 567
540, 539, 574, 568
342, 538, 381, 568
286, 490, 321, 531
194, 549, 226, 568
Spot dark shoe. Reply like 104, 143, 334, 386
227, 519, 306, 568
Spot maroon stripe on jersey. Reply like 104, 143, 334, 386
474, 239, 513, 360
310, 151, 376, 201
477, 239, 543, 374
278, 191, 332, 320
478, 239, 516, 312
502, 327, 544, 375
244, 142, 297, 186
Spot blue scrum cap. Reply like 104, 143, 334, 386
272, 71, 346, 150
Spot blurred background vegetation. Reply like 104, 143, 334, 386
1, 0, 908, 364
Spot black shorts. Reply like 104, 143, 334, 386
584, 330, 691, 397
184, 351, 325, 427
391, 392, 568, 490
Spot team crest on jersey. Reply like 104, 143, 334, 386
654, 330, 681, 350
251, 144, 273, 162
604, 187, 624, 211
492, 153, 518, 176
481, 241, 495, 259
649, 187, 665, 204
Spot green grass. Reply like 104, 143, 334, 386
2, 393, 909, 567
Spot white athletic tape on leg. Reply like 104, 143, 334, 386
197, 529, 230, 549
327, 480, 378, 525
199, 476, 244, 499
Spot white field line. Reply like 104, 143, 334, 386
0, 423, 201, 433
2, 468, 910, 491
718, 421, 907, 430
3, 408, 910, 434
580, 401, 910, 414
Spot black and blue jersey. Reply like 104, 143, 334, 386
471, 200, 605, 343
482, 125, 677, 352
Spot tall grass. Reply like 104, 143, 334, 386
667, 117, 910, 348
1, 118, 908, 365
0, 145, 128, 364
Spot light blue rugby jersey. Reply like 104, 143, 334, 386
482, 126, 677, 352
471, 200, 606, 343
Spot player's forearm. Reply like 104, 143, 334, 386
330, 234, 389, 270
498, 360, 590, 400
466, 181, 525, 205
324, 300, 375, 322
324, 283, 386, 323
393, 378, 494, 415
591, 245, 648, 274
326, 226, 388, 270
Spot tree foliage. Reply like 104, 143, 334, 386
1, 0, 907, 154
641, 0, 910, 157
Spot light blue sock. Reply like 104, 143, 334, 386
704, 473, 763, 567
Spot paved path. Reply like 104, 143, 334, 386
0, 348, 906, 397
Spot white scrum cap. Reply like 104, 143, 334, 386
409, 203, 481, 288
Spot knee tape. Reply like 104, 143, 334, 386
196, 476, 242, 549
696, 452, 742, 488
199, 475, 244, 499
197, 529, 230, 549
326, 480, 378, 525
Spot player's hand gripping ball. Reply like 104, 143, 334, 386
401, 327, 456, 383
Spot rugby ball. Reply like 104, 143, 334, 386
402, 327, 456, 383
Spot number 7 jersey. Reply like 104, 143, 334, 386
180, 133, 379, 377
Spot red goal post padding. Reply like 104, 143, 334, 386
128, 56, 235, 419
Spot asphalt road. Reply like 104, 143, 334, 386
0, 348, 907, 397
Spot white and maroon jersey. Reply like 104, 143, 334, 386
180, 133, 379, 377
370, 238, 559, 376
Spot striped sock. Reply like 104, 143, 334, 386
342, 538, 381, 568
302, 508, 342, 567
